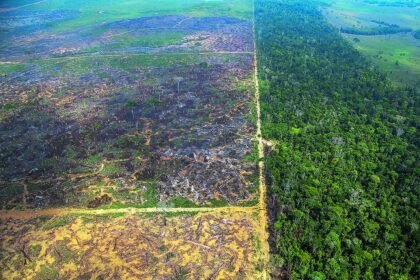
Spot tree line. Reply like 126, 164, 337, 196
340, 26, 412, 36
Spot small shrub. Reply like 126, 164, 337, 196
42, 216, 74, 230
36, 265, 58, 280
100, 163, 122, 177
168, 197, 196, 208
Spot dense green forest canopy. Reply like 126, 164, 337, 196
340, 25, 412, 36
255, 0, 419, 279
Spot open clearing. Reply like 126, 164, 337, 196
323, 0, 420, 88
0, 0, 269, 279
0, 210, 266, 279
1, 6, 258, 209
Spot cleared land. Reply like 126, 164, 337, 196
0, 52, 257, 208
0, 0, 269, 279
0, 6, 257, 209
323, 0, 420, 88
0, 210, 265, 279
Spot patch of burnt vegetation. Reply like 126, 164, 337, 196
0, 53, 257, 208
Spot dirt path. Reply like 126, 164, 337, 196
252, 2, 270, 278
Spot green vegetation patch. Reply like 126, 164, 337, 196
0, 63, 26, 76
325, 0, 420, 29
344, 33, 420, 87
42, 216, 75, 230
168, 197, 197, 208
100, 163, 123, 177
98, 200, 127, 209
238, 198, 258, 207
67, 212, 126, 222
324, 0, 420, 87
36, 265, 59, 280
141, 183, 159, 208
208, 198, 229, 207
85, 154, 103, 166
29, 244, 42, 258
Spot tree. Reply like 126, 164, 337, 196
174, 77, 184, 94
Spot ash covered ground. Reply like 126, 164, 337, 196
0, 6, 257, 209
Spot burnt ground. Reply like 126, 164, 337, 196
0, 53, 257, 209
0, 11, 257, 209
